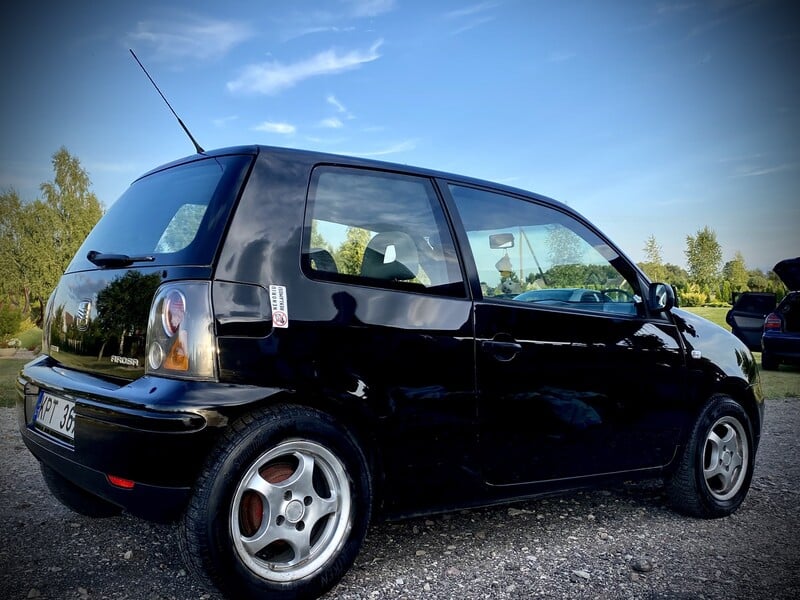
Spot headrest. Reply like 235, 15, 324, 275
360, 231, 419, 281
308, 248, 338, 273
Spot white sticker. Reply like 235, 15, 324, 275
269, 284, 289, 328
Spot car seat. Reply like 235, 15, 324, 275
360, 232, 419, 281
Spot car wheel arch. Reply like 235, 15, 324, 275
227, 388, 386, 506
707, 379, 763, 452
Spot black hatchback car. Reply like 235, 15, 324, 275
18, 146, 764, 600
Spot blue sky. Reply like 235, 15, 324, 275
1, 0, 797, 272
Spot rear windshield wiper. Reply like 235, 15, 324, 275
86, 250, 156, 268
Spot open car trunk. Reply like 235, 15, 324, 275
773, 257, 800, 333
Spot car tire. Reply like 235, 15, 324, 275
666, 394, 754, 518
40, 464, 122, 518
178, 404, 372, 600
761, 351, 779, 370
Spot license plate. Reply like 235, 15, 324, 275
35, 392, 76, 441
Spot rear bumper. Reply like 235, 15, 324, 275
762, 332, 800, 361
17, 354, 274, 520
20, 426, 192, 521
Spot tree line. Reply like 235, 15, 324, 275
0, 148, 102, 336
638, 228, 786, 307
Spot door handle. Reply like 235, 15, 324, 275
480, 339, 522, 361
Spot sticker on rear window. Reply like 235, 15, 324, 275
269, 285, 289, 328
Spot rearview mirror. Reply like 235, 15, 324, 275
489, 233, 514, 249
648, 282, 675, 313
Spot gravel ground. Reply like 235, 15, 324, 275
1, 398, 799, 600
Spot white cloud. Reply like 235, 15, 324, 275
305, 135, 348, 145
227, 40, 383, 95
279, 1, 393, 42
338, 139, 417, 157
343, 0, 396, 18
444, 2, 498, 35
325, 95, 356, 121
444, 2, 499, 19
320, 117, 344, 129
733, 163, 796, 177
285, 25, 356, 41
656, 2, 696, 15
327, 95, 347, 113
212, 115, 239, 127
127, 15, 253, 61
450, 16, 495, 35
254, 121, 296, 135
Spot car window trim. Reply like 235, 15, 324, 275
300, 165, 470, 299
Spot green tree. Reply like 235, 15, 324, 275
0, 149, 103, 323
336, 227, 371, 276
309, 221, 334, 253
0, 304, 22, 344
722, 251, 749, 293
747, 269, 769, 291
766, 270, 788, 297
685, 226, 722, 292
663, 263, 689, 288
639, 234, 667, 282
0, 190, 25, 310
39, 147, 103, 277
18, 200, 61, 318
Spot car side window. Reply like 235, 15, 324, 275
303, 167, 465, 296
449, 184, 641, 315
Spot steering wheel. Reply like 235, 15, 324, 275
601, 288, 634, 303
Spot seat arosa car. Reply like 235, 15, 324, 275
18, 146, 763, 600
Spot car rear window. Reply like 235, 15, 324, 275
733, 293, 776, 315
67, 154, 252, 272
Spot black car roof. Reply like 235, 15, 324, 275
136, 144, 568, 212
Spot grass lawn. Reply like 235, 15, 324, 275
683, 306, 728, 330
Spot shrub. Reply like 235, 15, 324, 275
0, 305, 23, 344
679, 292, 707, 307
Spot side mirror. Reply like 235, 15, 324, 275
648, 282, 675, 313
489, 233, 514, 249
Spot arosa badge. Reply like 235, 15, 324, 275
76, 300, 92, 332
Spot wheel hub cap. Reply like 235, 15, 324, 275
285, 499, 304, 523
703, 415, 749, 501
230, 439, 353, 583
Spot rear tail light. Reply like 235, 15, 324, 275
162, 290, 186, 336
107, 475, 136, 489
146, 282, 217, 380
764, 313, 782, 332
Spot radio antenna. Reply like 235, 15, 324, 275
129, 49, 205, 154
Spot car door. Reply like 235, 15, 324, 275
726, 292, 777, 351
298, 166, 477, 510
444, 183, 688, 485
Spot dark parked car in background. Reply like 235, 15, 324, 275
726, 291, 777, 351
725, 258, 799, 369
17, 146, 764, 600
762, 258, 800, 370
